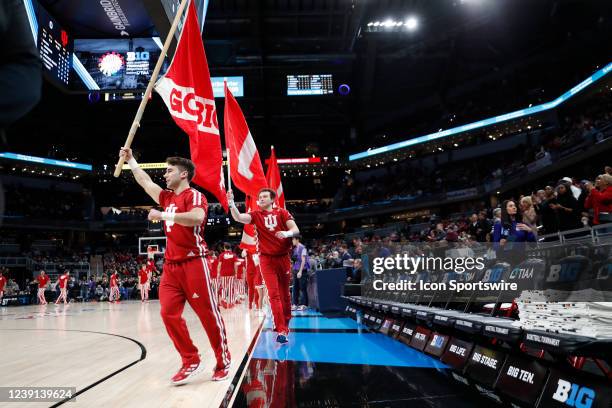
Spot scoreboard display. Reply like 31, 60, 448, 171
35, 2, 72, 88
287, 74, 333, 96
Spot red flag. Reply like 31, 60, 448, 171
265, 146, 286, 209
223, 83, 268, 197
154, 0, 228, 211
239, 195, 258, 253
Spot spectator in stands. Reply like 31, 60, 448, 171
584, 174, 612, 225
561, 177, 582, 200
519, 196, 538, 237
492, 208, 501, 224
95, 284, 104, 301
605, 166, 612, 176
338, 244, 353, 265
577, 180, 590, 211
348, 259, 362, 284
493, 200, 536, 243
534, 186, 559, 234
353, 245, 363, 260
551, 183, 581, 231
428, 223, 447, 242
5, 279, 19, 296
325, 251, 342, 269
468, 212, 491, 242
467, 213, 479, 240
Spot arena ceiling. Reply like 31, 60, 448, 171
8, 0, 612, 163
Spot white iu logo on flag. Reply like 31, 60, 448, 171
264, 214, 278, 231
165, 204, 178, 232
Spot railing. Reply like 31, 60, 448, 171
592, 223, 612, 243
558, 226, 593, 243
31, 261, 90, 277
0, 257, 29, 268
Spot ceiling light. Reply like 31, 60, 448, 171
405, 17, 418, 31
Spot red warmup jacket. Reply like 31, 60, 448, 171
584, 186, 612, 225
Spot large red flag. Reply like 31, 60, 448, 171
265, 146, 286, 209
223, 83, 268, 198
154, 0, 228, 211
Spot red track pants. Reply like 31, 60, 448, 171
260, 254, 292, 334
159, 257, 231, 368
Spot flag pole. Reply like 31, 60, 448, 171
113, 0, 191, 177
224, 81, 232, 192
226, 148, 232, 192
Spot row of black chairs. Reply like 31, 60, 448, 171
341, 243, 611, 407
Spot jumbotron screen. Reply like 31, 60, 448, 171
287, 74, 333, 96
35, 2, 72, 88
73, 38, 169, 91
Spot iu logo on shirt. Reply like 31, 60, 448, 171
164, 204, 178, 232
264, 214, 278, 231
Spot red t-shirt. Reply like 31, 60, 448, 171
110, 274, 118, 288
249, 207, 294, 256
58, 275, 69, 289
159, 188, 208, 262
207, 257, 218, 279
235, 258, 246, 279
138, 269, 149, 284
218, 251, 237, 277
37, 275, 49, 288
0, 276, 6, 291
146, 259, 156, 273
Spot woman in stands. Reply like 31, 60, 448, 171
584, 174, 612, 225
519, 196, 538, 238
550, 182, 581, 231
493, 200, 537, 244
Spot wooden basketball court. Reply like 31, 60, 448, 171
0, 301, 263, 407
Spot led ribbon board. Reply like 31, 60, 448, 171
0, 152, 92, 171
349, 62, 612, 161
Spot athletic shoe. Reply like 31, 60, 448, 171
212, 365, 231, 381
276, 333, 289, 345
291, 305, 297, 311
171, 361, 205, 385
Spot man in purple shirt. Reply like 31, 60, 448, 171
291, 237, 309, 311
